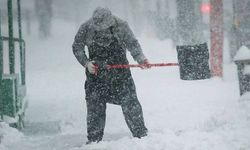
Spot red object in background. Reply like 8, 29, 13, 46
201, 3, 211, 14
210, 0, 224, 77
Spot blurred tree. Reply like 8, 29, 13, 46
35, 0, 53, 39
176, 0, 204, 45
24, 9, 31, 35
229, 0, 250, 61
128, 0, 144, 35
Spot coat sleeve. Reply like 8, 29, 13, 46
72, 24, 89, 67
121, 22, 146, 64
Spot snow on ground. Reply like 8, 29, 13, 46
1, 20, 250, 150
0, 122, 24, 150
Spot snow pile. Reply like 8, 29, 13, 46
234, 46, 250, 61
243, 65, 250, 75
77, 131, 229, 150
74, 100, 250, 150
0, 122, 23, 150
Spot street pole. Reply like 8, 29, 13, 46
8, 0, 15, 74
0, 2, 3, 120
210, 0, 224, 77
17, 0, 25, 85
0, 2, 3, 81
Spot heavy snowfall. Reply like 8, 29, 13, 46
1, 0, 250, 150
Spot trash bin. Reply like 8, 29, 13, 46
176, 43, 211, 80
235, 60, 250, 95
234, 45, 250, 96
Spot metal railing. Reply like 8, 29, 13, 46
0, 0, 26, 85
0, 36, 26, 85
0, 0, 26, 120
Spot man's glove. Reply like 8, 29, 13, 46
86, 61, 98, 75
139, 59, 151, 69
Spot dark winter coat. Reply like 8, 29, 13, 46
72, 16, 146, 67
72, 16, 146, 105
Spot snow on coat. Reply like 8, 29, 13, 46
72, 8, 146, 67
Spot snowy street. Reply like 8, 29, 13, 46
1, 19, 250, 150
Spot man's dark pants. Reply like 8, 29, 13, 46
85, 74, 147, 142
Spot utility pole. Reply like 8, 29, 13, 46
210, 0, 224, 77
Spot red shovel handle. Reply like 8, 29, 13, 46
107, 63, 179, 69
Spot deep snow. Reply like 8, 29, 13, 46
1, 20, 250, 150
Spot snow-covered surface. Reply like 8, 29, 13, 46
240, 92, 250, 101
1, 20, 250, 150
0, 122, 24, 150
244, 65, 250, 75
234, 45, 250, 61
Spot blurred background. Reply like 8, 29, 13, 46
2, 0, 249, 60
0, 0, 235, 40
1, 1, 250, 150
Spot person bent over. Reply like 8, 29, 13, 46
72, 7, 150, 144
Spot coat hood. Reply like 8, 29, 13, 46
91, 7, 115, 31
